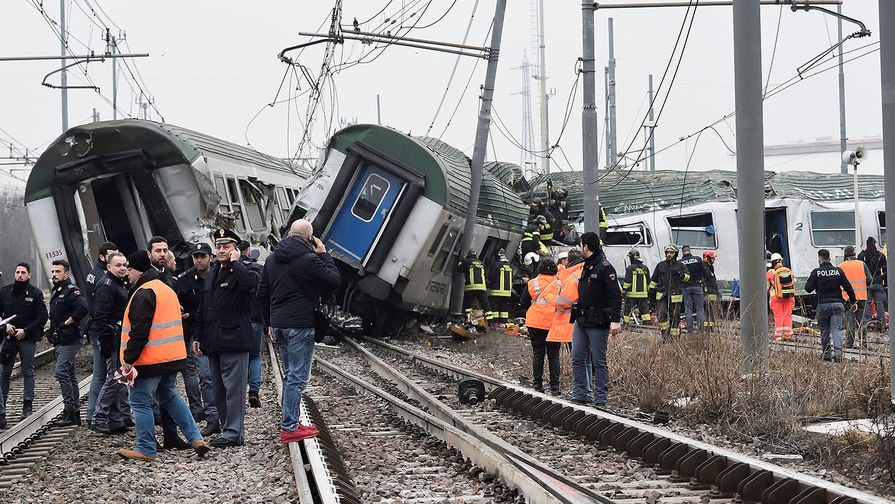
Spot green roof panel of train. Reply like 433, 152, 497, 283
525, 169, 887, 221
26, 120, 308, 203
328, 124, 527, 231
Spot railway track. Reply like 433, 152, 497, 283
315, 335, 890, 504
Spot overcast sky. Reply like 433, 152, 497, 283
0, 0, 886, 181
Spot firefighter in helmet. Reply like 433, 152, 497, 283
622, 249, 651, 326
649, 244, 690, 340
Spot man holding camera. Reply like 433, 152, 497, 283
48, 259, 89, 427
568, 232, 622, 407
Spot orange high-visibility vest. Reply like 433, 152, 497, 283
546, 262, 584, 342
838, 259, 868, 301
526, 275, 559, 330
120, 279, 187, 366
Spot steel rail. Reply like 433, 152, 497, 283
360, 336, 892, 504
342, 338, 611, 504
314, 354, 604, 504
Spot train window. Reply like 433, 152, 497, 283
809, 210, 855, 246
431, 227, 459, 273
351, 173, 390, 222
226, 176, 246, 231
427, 224, 448, 257
604, 223, 652, 246
213, 174, 227, 206
239, 180, 264, 230
668, 213, 716, 248
878, 211, 886, 244
445, 232, 464, 274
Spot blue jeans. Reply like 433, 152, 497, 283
54, 343, 80, 412
248, 322, 263, 393
194, 352, 219, 422
128, 373, 202, 457
0, 339, 36, 416
817, 302, 845, 358
86, 335, 108, 423
865, 285, 888, 325
570, 324, 609, 404
682, 285, 705, 333
275, 327, 315, 431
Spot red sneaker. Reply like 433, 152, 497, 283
298, 423, 318, 432
280, 427, 318, 444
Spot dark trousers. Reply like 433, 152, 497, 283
490, 296, 511, 323
528, 327, 560, 392
657, 299, 682, 340
623, 296, 650, 324
844, 300, 865, 348
463, 290, 494, 321
704, 296, 721, 331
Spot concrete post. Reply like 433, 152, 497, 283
582, 3, 600, 233
879, 0, 895, 406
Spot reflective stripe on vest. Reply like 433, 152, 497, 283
626, 266, 649, 298
527, 275, 558, 329
838, 259, 868, 300
465, 260, 487, 291
120, 279, 186, 367
489, 264, 513, 297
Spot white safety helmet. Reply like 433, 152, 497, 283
524, 252, 540, 266
770, 253, 783, 263
556, 251, 568, 261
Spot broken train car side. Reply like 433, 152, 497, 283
25, 119, 310, 285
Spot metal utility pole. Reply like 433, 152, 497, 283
92, 108, 99, 122
537, 0, 550, 174
648, 74, 656, 171
604, 67, 611, 169
106, 30, 121, 120
838, 5, 847, 174
607, 18, 618, 168
451, 0, 508, 313
733, 0, 768, 373
581, 3, 600, 232
512, 54, 537, 175
376, 94, 381, 125
879, 0, 895, 407
60, 0, 68, 132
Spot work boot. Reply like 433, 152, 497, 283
124, 416, 135, 428
21, 401, 32, 420
248, 391, 261, 408
0, 414, 6, 429
163, 436, 192, 451
117, 449, 156, 461
56, 410, 78, 427
201, 420, 222, 437
192, 439, 211, 458
89, 421, 111, 435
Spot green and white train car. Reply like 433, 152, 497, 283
25, 120, 310, 285
296, 124, 528, 319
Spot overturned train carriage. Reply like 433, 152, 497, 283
26, 119, 310, 285
526, 169, 887, 295
295, 124, 528, 320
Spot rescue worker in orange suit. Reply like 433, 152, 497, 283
457, 251, 494, 325
649, 244, 689, 340
622, 249, 651, 326
521, 259, 561, 394
487, 249, 513, 326
766, 253, 796, 341
545, 250, 589, 396
702, 251, 720, 331
838, 246, 872, 348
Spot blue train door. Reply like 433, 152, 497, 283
325, 163, 404, 264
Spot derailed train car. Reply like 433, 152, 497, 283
294, 124, 528, 325
25, 119, 310, 285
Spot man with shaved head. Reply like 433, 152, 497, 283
257, 219, 340, 443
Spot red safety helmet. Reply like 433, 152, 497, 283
703, 250, 717, 262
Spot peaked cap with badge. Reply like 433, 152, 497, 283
214, 228, 241, 245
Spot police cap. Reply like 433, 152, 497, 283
213, 228, 241, 245
191, 242, 213, 256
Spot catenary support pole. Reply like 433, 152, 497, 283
451, 0, 507, 314
60, 0, 68, 132
604, 67, 611, 168
879, 0, 895, 407
648, 73, 656, 171
607, 17, 618, 168
538, 0, 550, 174
838, 5, 847, 174
582, 3, 600, 232
733, 0, 768, 374
112, 36, 118, 120
377, 94, 381, 125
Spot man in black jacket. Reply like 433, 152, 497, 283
0, 262, 48, 426
257, 219, 340, 444
88, 252, 130, 434
48, 259, 89, 427
569, 232, 622, 406
193, 228, 259, 448
857, 236, 887, 331
239, 241, 265, 408
805, 249, 857, 362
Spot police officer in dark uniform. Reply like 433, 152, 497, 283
84, 241, 118, 309
805, 248, 857, 362
569, 232, 622, 406
48, 259, 89, 427
175, 242, 219, 433
679, 245, 707, 333
88, 252, 131, 434
84, 241, 118, 427
193, 228, 259, 447
239, 241, 265, 408
0, 262, 48, 427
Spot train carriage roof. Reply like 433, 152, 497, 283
525, 169, 887, 222
26, 119, 310, 203
327, 124, 528, 232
